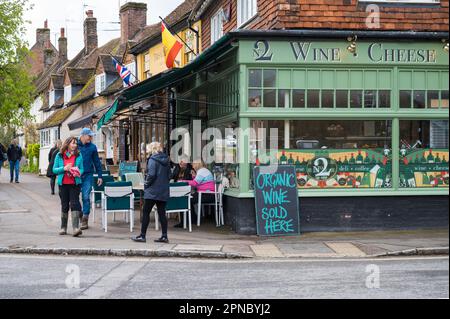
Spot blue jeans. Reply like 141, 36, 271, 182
9, 160, 20, 182
81, 174, 94, 216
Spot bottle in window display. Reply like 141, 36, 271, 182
435, 153, 441, 163
375, 166, 386, 188
422, 173, 430, 185
361, 172, 371, 187
295, 156, 302, 168
343, 156, 349, 164
427, 150, 435, 164
356, 150, 364, 164
288, 154, 294, 165
371, 155, 377, 164
442, 155, 447, 164
364, 153, 371, 164
349, 153, 356, 165
280, 151, 288, 165
421, 152, 427, 163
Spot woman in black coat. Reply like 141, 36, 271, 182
132, 142, 171, 244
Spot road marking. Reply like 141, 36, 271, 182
0, 210, 30, 214
77, 260, 147, 299
325, 242, 367, 257
250, 244, 284, 258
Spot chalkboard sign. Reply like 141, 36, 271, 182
119, 161, 138, 177
254, 165, 300, 237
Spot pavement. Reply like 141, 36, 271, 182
0, 172, 448, 259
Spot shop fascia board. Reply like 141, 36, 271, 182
224, 188, 450, 199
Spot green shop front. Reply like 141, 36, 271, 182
107, 30, 449, 234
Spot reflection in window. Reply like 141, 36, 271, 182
307, 90, 320, 108
322, 90, 334, 108
427, 91, 440, 108
442, 91, 449, 108
400, 91, 412, 108
293, 90, 305, 108
263, 69, 276, 87
379, 90, 391, 108
350, 90, 363, 108
364, 90, 377, 108
264, 89, 276, 108
248, 69, 262, 87
336, 90, 349, 108
413, 91, 426, 109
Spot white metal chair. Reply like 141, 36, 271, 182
156, 183, 192, 232
197, 180, 225, 227
102, 182, 134, 233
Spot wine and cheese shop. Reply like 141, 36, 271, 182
110, 30, 449, 234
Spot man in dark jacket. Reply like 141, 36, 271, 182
7, 139, 22, 183
78, 128, 103, 230
132, 142, 170, 244
170, 155, 193, 182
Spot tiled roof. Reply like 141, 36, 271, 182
50, 74, 64, 90
69, 75, 95, 105
66, 68, 95, 86
38, 105, 77, 130
98, 54, 122, 74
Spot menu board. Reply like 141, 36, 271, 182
254, 165, 300, 237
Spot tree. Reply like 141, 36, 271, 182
0, 0, 35, 127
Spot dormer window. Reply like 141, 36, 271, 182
95, 73, 106, 95
49, 90, 55, 106
64, 85, 72, 105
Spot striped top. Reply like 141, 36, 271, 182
187, 168, 215, 193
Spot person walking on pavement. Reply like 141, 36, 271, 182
47, 140, 62, 195
7, 139, 22, 183
53, 137, 84, 237
132, 142, 171, 244
78, 128, 103, 230
0, 142, 7, 177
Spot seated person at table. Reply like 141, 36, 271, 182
174, 160, 215, 228
171, 155, 194, 182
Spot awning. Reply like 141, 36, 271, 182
67, 104, 111, 131
97, 34, 235, 129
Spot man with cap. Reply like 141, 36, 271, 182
78, 128, 103, 230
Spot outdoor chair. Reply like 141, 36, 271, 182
124, 172, 144, 201
91, 175, 115, 221
102, 182, 134, 233
196, 179, 226, 227
156, 182, 192, 232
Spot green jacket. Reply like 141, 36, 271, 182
53, 152, 84, 186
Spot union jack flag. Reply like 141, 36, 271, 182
112, 57, 133, 87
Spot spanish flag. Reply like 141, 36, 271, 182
162, 22, 183, 69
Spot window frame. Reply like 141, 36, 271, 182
210, 9, 224, 45
64, 85, 72, 105
237, 0, 258, 28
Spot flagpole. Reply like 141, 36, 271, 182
159, 16, 198, 57
109, 53, 140, 85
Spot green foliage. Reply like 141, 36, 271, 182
0, 0, 35, 127
21, 143, 39, 174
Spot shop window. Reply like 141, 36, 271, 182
350, 90, 363, 108
441, 91, 449, 108
378, 90, 391, 108
307, 90, 320, 108
293, 90, 305, 108
322, 90, 334, 108
263, 69, 276, 87
336, 90, 349, 108
427, 91, 440, 108
364, 91, 377, 108
399, 120, 449, 189
249, 89, 262, 108
248, 69, 262, 88
400, 91, 412, 108
263, 89, 276, 108
413, 91, 426, 109
250, 120, 393, 190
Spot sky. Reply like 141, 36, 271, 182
24, 0, 184, 59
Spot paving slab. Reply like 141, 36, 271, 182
325, 242, 366, 257
174, 244, 223, 252
250, 244, 284, 258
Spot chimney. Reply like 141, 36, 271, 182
120, 2, 147, 44
84, 10, 98, 55
36, 20, 50, 46
58, 28, 68, 62
44, 49, 54, 69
